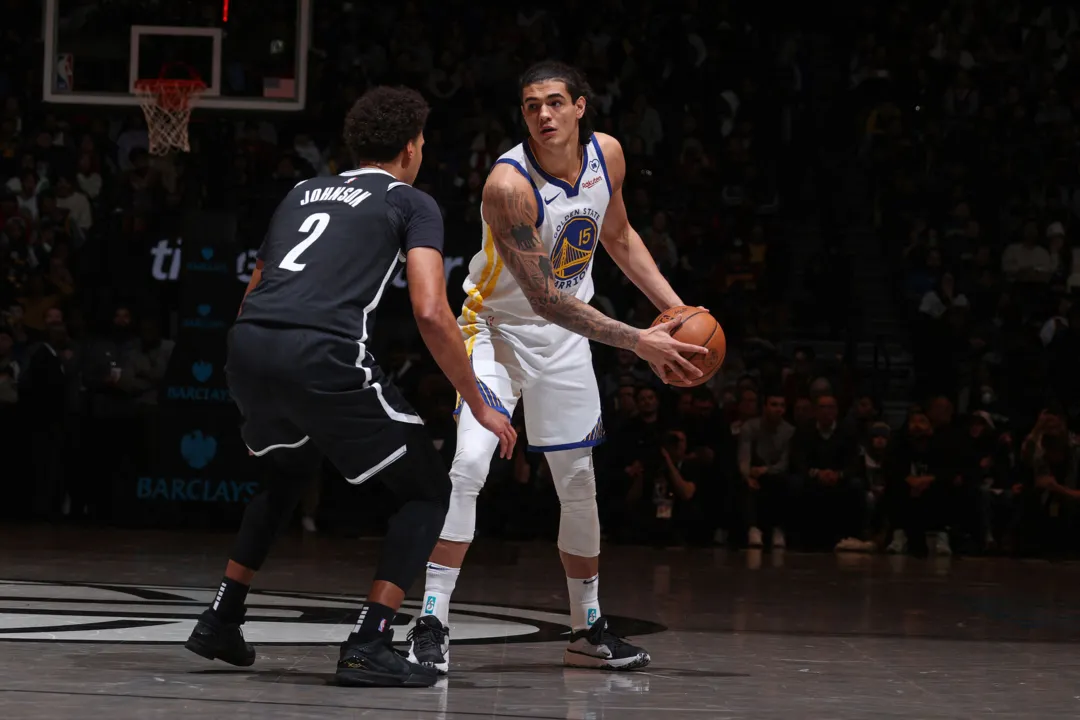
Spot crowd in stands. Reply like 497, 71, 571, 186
852, 0, 1080, 553
2, 0, 1078, 556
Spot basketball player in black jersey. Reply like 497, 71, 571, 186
183, 86, 516, 688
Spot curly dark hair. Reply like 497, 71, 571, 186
518, 60, 595, 145
343, 86, 430, 165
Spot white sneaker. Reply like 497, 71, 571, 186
772, 528, 786, 549
301, 516, 317, 534
406, 615, 450, 675
748, 526, 763, 547
930, 531, 952, 556
886, 530, 907, 554
564, 617, 650, 671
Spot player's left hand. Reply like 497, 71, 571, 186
474, 405, 518, 459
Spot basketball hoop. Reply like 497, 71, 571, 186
135, 64, 206, 155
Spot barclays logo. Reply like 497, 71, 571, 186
165, 362, 231, 403
192, 361, 212, 383
180, 431, 218, 470
181, 304, 227, 330
136, 477, 258, 503
184, 246, 230, 274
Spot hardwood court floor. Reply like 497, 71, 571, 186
1, 526, 1078, 719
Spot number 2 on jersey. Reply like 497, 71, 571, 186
279, 212, 330, 272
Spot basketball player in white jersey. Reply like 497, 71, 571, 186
407, 61, 706, 672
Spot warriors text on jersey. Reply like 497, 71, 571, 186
460, 134, 612, 354
240, 168, 444, 351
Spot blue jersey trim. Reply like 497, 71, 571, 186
453, 378, 512, 420
590, 135, 613, 197
521, 139, 589, 198
527, 437, 606, 453
493, 158, 543, 228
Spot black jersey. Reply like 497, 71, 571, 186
238, 168, 443, 344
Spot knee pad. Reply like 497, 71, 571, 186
438, 444, 492, 543
547, 447, 600, 558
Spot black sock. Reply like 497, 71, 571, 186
348, 602, 396, 643
209, 577, 249, 623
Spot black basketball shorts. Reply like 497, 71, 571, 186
226, 322, 443, 490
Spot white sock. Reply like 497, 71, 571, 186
567, 574, 600, 631
420, 562, 459, 627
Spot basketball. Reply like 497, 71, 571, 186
649, 305, 726, 387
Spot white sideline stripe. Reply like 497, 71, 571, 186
246, 436, 310, 456
373, 383, 424, 425
347, 444, 407, 485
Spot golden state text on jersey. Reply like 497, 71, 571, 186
550, 206, 601, 290
460, 134, 612, 332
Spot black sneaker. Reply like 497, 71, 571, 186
335, 630, 439, 688
563, 616, 651, 671
406, 615, 450, 675
184, 609, 256, 667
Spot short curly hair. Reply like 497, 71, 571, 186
343, 86, 430, 165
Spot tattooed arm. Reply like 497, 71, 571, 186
483, 166, 708, 382
483, 165, 642, 350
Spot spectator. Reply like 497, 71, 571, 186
738, 390, 795, 549
616, 385, 666, 468
844, 421, 892, 549
623, 429, 700, 547
1001, 219, 1052, 284
22, 320, 69, 519
129, 317, 174, 407
791, 394, 862, 550
82, 305, 141, 521
53, 175, 92, 232
960, 411, 1015, 552
16, 274, 59, 338
884, 412, 953, 556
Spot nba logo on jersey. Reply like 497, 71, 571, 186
425, 595, 437, 614
56, 54, 74, 92
550, 207, 601, 291
378, 618, 387, 632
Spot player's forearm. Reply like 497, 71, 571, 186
531, 292, 641, 350
486, 177, 644, 350
605, 227, 683, 311
415, 311, 486, 412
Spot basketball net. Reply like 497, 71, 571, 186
135, 77, 206, 155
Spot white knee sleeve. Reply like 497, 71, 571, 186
547, 447, 600, 558
439, 447, 491, 543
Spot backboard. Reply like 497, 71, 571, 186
43, 0, 310, 112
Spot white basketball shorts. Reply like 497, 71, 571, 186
454, 324, 605, 452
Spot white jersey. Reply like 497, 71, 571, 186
459, 134, 612, 358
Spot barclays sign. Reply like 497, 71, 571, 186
136, 477, 258, 503
165, 362, 231, 403
180, 304, 227, 331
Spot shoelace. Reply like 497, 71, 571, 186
590, 622, 633, 653
407, 621, 447, 653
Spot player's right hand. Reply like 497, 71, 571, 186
474, 405, 518, 459
634, 318, 709, 386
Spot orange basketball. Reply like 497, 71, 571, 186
649, 305, 726, 387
